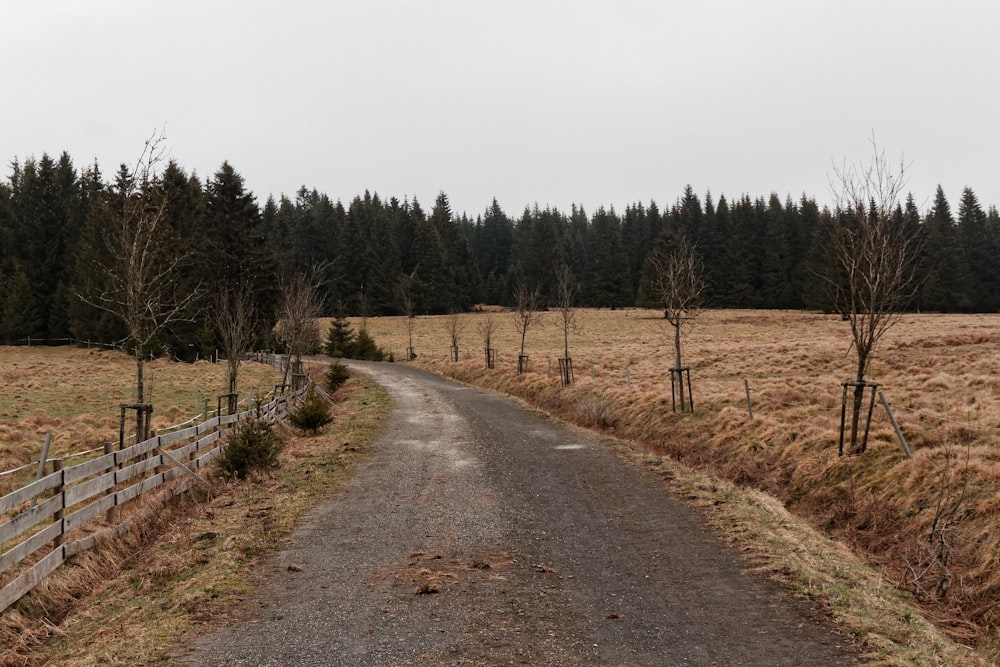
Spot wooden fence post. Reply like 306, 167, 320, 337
30, 434, 53, 509
52, 458, 64, 548
104, 440, 116, 523
744, 378, 753, 421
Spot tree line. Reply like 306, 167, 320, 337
1, 149, 998, 356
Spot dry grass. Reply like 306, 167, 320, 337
346, 308, 1000, 665
1, 368, 390, 666
0, 347, 281, 488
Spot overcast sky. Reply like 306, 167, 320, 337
3, 1, 997, 217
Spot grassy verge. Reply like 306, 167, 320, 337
1, 372, 389, 667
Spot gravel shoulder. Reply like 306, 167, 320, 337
187, 361, 859, 666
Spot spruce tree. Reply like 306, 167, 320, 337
585, 206, 631, 307
918, 186, 972, 311
957, 187, 996, 310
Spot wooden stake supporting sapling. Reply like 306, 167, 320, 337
670, 367, 694, 413
838, 381, 880, 456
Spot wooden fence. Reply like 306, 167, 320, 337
0, 386, 306, 614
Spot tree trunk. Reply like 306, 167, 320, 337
673, 320, 682, 369
135, 351, 145, 442
228, 363, 238, 414
850, 353, 868, 453
850, 384, 865, 453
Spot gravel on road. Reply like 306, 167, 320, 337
187, 361, 859, 666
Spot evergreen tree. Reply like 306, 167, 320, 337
586, 206, 631, 307
324, 307, 355, 357
363, 198, 402, 316
409, 203, 449, 313
430, 191, 478, 310
204, 162, 276, 342
957, 187, 997, 310
918, 186, 972, 311
1, 263, 39, 343
473, 198, 513, 304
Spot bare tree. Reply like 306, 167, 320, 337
554, 264, 578, 385
827, 137, 920, 454
80, 129, 200, 441
443, 311, 464, 362
395, 270, 418, 360
644, 233, 704, 410
275, 272, 323, 390
511, 281, 544, 374
214, 281, 258, 412
476, 312, 498, 369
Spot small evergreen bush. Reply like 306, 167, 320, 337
217, 418, 285, 478
289, 386, 333, 434
324, 311, 355, 357
326, 361, 351, 392
323, 311, 387, 361
352, 329, 386, 361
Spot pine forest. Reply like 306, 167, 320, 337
1, 150, 998, 357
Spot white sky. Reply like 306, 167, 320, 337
2, 1, 998, 217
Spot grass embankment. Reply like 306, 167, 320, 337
349, 308, 1000, 666
1, 361, 389, 666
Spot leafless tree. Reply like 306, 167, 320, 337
646, 234, 704, 368
275, 272, 323, 389
644, 233, 704, 411
827, 136, 920, 454
214, 281, 258, 412
554, 264, 578, 385
511, 281, 544, 374
395, 270, 418, 360
476, 312, 498, 368
443, 311, 464, 362
80, 129, 200, 440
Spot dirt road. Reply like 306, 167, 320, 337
187, 362, 858, 666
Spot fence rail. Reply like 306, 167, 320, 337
0, 386, 306, 614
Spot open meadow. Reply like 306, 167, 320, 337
348, 308, 1000, 654
0, 347, 283, 489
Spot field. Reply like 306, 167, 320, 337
0, 347, 283, 487
348, 308, 1000, 653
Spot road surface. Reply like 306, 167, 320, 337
187, 361, 858, 666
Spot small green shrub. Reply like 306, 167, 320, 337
217, 418, 285, 478
288, 386, 333, 434
326, 361, 351, 392
352, 329, 386, 361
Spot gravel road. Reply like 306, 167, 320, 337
187, 361, 858, 666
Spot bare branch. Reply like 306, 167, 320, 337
275, 271, 323, 387
214, 281, 259, 400
644, 234, 704, 369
